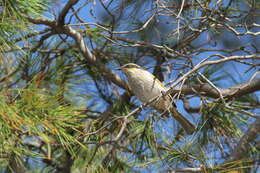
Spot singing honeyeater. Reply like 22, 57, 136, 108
117, 63, 195, 134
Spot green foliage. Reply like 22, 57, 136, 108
0, 80, 86, 160
0, 0, 49, 53
1, 0, 49, 16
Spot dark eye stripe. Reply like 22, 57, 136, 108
125, 64, 138, 68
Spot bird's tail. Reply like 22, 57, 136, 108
170, 107, 195, 134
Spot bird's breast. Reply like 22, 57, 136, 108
127, 70, 167, 103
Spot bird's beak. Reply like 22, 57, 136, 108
116, 66, 123, 70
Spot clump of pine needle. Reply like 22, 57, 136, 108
0, 80, 86, 159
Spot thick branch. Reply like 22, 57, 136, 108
26, 16, 129, 91
173, 76, 260, 99
62, 26, 129, 90
25, 16, 56, 27
222, 77, 260, 99
170, 167, 202, 173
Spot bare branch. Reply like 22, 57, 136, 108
113, 116, 128, 141
25, 16, 56, 27
172, 75, 260, 99
170, 167, 203, 173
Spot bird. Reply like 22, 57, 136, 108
117, 63, 195, 134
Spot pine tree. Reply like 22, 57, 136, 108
0, 0, 259, 172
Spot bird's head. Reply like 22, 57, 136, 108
116, 63, 142, 73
